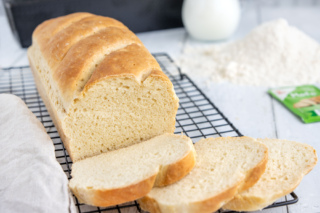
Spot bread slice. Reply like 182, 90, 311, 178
138, 136, 268, 213
223, 138, 318, 211
28, 13, 179, 162
69, 134, 196, 207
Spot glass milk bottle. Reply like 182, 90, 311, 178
182, 0, 241, 41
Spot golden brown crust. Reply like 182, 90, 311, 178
190, 183, 240, 213
139, 182, 240, 213
81, 174, 157, 207
139, 195, 163, 213
70, 147, 196, 207
150, 70, 172, 80
224, 180, 301, 211
42, 15, 126, 69
155, 140, 196, 187
85, 43, 161, 89
54, 27, 142, 105
223, 192, 266, 211
238, 146, 268, 192
28, 53, 75, 160
33, 12, 93, 50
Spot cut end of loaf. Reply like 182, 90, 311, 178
64, 74, 178, 161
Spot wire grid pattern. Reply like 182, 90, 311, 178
0, 53, 297, 213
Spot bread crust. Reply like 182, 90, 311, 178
224, 176, 302, 211
28, 53, 75, 160
154, 137, 196, 187
139, 181, 240, 213
40, 15, 126, 69
73, 174, 158, 207
139, 195, 162, 213
84, 44, 162, 90
70, 146, 196, 207
238, 144, 268, 192
33, 12, 93, 50
190, 183, 240, 213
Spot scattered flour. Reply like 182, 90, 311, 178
178, 19, 320, 86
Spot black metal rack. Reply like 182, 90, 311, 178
0, 53, 298, 213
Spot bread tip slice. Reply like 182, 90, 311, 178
69, 133, 196, 207
223, 138, 317, 212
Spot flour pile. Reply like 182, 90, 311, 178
179, 19, 320, 86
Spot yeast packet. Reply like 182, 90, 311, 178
268, 85, 320, 123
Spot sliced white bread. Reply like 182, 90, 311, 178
69, 133, 196, 207
224, 138, 318, 211
138, 136, 268, 213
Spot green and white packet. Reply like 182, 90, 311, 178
268, 85, 320, 123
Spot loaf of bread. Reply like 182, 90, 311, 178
27, 13, 179, 162
223, 138, 318, 211
138, 137, 268, 213
69, 133, 196, 207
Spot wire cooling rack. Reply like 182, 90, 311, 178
0, 53, 298, 213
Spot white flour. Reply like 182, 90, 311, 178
178, 19, 320, 86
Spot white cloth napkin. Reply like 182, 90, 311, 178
0, 94, 77, 213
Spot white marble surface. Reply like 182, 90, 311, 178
0, 2, 320, 213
